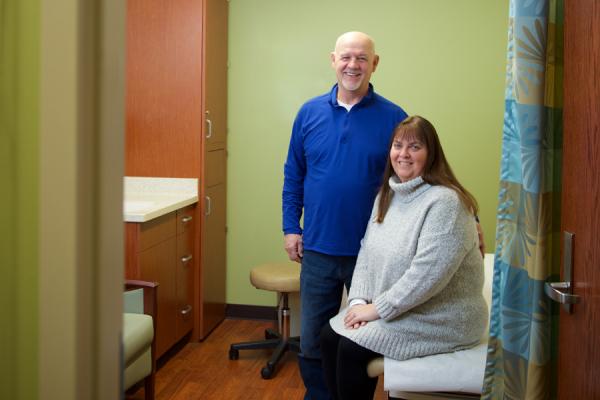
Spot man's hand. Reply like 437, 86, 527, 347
284, 234, 303, 263
343, 304, 380, 329
476, 221, 485, 257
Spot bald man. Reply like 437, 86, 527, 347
282, 32, 408, 399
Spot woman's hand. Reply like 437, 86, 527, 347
343, 304, 380, 329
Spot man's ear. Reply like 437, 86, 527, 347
330, 52, 336, 67
372, 55, 380, 72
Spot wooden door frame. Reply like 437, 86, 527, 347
557, 0, 600, 397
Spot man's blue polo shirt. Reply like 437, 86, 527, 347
282, 84, 408, 256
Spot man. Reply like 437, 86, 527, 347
282, 31, 408, 400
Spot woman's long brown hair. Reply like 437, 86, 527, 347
376, 116, 479, 223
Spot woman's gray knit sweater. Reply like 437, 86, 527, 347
329, 176, 488, 361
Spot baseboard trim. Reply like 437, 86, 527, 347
226, 304, 277, 321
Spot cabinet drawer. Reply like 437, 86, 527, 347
177, 204, 196, 235
139, 211, 177, 251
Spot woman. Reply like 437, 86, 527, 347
320, 116, 488, 400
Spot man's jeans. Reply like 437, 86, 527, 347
299, 250, 356, 400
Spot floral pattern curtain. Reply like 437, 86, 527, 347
482, 0, 563, 398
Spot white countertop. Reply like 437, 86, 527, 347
124, 177, 198, 222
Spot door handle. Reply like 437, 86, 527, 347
544, 281, 580, 305
545, 231, 580, 313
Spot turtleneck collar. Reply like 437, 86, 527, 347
388, 176, 430, 203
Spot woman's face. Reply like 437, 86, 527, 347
389, 135, 428, 182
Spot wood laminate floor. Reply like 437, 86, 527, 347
127, 319, 387, 400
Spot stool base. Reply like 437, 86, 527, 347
229, 328, 300, 379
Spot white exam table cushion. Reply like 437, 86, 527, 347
383, 341, 487, 394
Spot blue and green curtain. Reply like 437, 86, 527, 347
482, 0, 563, 399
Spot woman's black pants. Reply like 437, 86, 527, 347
320, 323, 381, 400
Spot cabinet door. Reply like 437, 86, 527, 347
201, 183, 226, 336
139, 237, 177, 357
203, 0, 228, 152
126, 0, 203, 177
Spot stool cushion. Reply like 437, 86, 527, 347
250, 262, 300, 293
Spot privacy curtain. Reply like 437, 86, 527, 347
482, 0, 563, 399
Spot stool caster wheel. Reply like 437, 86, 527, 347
261, 365, 274, 379
229, 348, 239, 360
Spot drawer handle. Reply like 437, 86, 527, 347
205, 110, 212, 139
181, 215, 193, 223
181, 254, 193, 264
181, 305, 192, 316
205, 196, 211, 216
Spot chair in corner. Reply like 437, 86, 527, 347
123, 280, 158, 400
228, 262, 301, 379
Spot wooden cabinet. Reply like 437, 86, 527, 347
125, 205, 196, 357
125, 0, 228, 340
202, 182, 226, 333
203, 0, 228, 153
199, 0, 228, 338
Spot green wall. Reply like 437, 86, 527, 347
227, 0, 509, 306
0, 0, 40, 398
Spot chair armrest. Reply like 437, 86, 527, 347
125, 280, 158, 321
125, 279, 159, 290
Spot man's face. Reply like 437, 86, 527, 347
331, 35, 379, 96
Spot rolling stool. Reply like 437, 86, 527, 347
229, 262, 301, 379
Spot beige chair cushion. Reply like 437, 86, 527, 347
124, 346, 152, 391
123, 313, 154, 366
250, 262, 300, 293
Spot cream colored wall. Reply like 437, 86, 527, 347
39, 0, 126, 398
227, 0, 509, 306
39, 1, 80, 396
